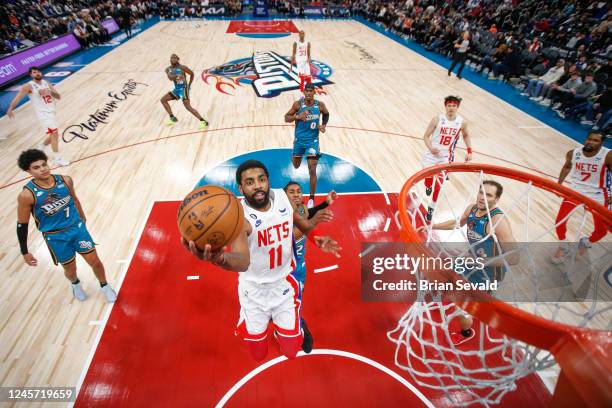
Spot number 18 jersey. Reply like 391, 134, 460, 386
430, 113, 463, 161
241, 189, 296, 284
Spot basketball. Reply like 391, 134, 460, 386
177, 185, 244, 251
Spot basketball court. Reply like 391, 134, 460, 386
0, 17, 610, 407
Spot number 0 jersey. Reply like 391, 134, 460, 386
241, 189, 296, 284
24, 175, 82, 233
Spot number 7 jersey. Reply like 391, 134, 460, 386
567, 147, 611, 202
24, 175, 82, 232
241, 189, 296, 284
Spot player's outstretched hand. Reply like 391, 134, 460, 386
181, 237, 226, 266
23, 253, 37, 266
326, 190, 338, 205
7, 110, 14, 119
314, 236, 342, 258
430, 147, 440, 156
465, 152, 472, 162
319, 124, 326, 133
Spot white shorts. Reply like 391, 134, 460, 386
36, 111, 58, 133
296, 60, 311, 77
236, 275, 302, 341
421, 150, 451, 168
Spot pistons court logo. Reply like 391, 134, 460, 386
202, 51, 333, 98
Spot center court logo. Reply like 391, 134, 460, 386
202, 51, 333, 98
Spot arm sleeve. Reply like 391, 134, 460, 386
307, 201, 329, 219
17, 223, 28, 255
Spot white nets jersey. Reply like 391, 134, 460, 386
295, 40, 309, 62
430, 113, 463, 161
241, 189, 296, 284
567, 147, 611, 200
29, 80, 56, 114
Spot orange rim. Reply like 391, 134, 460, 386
397, 162, 612, 349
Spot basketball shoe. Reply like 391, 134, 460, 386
199, 119, 209, 130
101, 284, 118, 303
72, 282, 88, 301
166, 115, 178, 126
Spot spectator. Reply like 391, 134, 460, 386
555, 72, 598, 118
579, 88, 612, 129
73, 21, 90, 48
522, 58, 565, 100
538, 64, 578, 106
119, 1, 133, 38
490, 45, 522, 80
479, 44, 508, 74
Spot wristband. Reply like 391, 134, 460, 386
467, 147, 473, 154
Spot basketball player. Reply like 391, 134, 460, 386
285, 82, 330, 208
16, 149, 117, 303
430, 180, 518, 345
422, 95, 473, 221
7, 67, 69, 167
182, 160, 340, 361
284, 181, 338, 353
160, 54, 208, 129
291, 30, 311, 92
551, 131, 611, 263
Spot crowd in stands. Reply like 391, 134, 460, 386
0, 0, 160, 54
2, 0, 610, 132
352, 0, 611, 133
0, 0, 240, 56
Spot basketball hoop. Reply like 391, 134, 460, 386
392, 163, 612, 407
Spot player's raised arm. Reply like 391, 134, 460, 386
182, 220, 251, 272
285, 101, 302, 122
423, 116, 439, 154
63, 176, 86, 222
7, 83, 32, 118
17, 189, 37, 266
558, 150, 573, 184
432, 204, 472, 230
293, 210, 341, 257
462, 120, 472, 162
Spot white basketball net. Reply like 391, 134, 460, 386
388, 169, 612, 407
